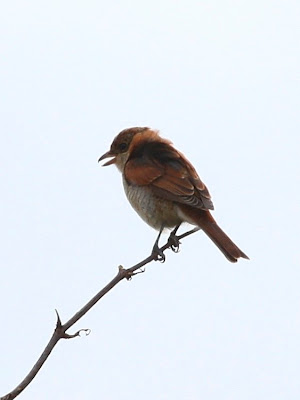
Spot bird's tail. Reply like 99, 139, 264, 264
181, 207, 249, 262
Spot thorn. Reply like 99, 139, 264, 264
55, 309, 62, 328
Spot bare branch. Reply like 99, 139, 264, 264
1, 228, 199, 400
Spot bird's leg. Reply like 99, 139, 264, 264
151, 225, 166, 262
168, 224, 181, 253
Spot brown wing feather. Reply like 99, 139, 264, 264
124, 140, 214, 210
124, 161, 162, 185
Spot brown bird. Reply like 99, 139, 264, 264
99, 127, 249, 262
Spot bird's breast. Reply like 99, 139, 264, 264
122, 177, 182, 230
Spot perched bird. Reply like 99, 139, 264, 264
99, 127, 248, 262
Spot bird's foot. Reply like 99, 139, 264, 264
151, 225, 166, 262
168, 225, 181, 253
168, 233, 181, 253
151, 242, 166, 263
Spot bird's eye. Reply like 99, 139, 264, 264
119, 142, 128, 152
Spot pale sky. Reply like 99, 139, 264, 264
1, 1, 299, 399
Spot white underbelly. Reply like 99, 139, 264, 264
122, 177, 182, 230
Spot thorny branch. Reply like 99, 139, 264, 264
1, 228, 200, 400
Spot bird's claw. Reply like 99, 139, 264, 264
151, 244, 166, 263
168, 233, 181, 253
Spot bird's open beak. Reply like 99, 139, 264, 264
98, 150, 116, 166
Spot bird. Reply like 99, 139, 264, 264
99, 127, 249, 262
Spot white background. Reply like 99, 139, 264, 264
1, 1, 299, 399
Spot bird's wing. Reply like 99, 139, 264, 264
124, 141, 214, 210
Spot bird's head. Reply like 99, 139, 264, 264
98, 127, 160, 171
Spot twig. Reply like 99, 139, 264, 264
1, 228, 199, 400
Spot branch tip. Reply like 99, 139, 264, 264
62, 329, 91, 339
1, 226, 199, 400
126, 267, 145, 280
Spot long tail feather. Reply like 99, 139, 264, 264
180, 207, 249, 262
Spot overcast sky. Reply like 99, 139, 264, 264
1, 1, 299, 399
